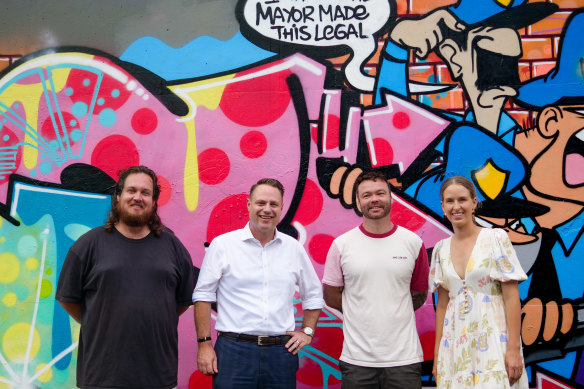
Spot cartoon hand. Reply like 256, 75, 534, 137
521, 298, 574, 346
390, 9, 465, 59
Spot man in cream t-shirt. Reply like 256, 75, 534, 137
323, 171, 429, 389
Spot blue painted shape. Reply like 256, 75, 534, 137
12, 181, 110, 369
406, 124, 526, 216
120, 31, 275, 81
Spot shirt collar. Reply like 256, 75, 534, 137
241, 222, 282, 244
359, 223, 398, 238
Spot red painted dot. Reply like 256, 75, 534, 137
66, 64, 131, 114
156, 175, 171, 206
311, 115, 340, 150
91, 135, 139, 179
392, 111, 411, 129
41, 112, 77, 142
292, 179, 323, 226
308, 234, 335, 265
206, 194, 249, 243
240, 131, 267, 158
371, 138, 394, 167
390, 200, 425, 231
189, 370, 212, 389
198, 148, 230, 185
131, 108, 158, 135
220, 69, 291, 127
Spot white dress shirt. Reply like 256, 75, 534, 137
193, 223, 324, 335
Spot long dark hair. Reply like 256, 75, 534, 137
104, 166, 166, 236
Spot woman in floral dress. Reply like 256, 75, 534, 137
430, 176, 528, 388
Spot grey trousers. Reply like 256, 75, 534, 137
339, 360, 422, 389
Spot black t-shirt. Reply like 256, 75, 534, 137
56, 226, 195, 389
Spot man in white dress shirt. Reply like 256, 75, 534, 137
193, 178, 324, 388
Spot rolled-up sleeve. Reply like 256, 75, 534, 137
192, 239, 224, 303
297, 244, 325, 310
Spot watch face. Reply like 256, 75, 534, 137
303, 327, 314, 336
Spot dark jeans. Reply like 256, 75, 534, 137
213, 335, 299, 389
339, 360, 422, 389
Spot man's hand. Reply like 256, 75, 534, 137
197, 341, 218, 376
505, 347, 523, 386
390, 9, 465, 59
284, 331, 313, 355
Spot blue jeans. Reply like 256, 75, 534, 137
213, 335, 299, 389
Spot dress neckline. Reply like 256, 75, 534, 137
448, 228, 485, 281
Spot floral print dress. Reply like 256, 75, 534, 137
429, 228, 528, 388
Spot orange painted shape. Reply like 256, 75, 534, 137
330, 166, 348, 196
543, 301, 559, 341
561, 303, 574, 334
521, 298, 543, 346
343, 167, 362, 206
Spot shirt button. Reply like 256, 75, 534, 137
264, 282, 268, 286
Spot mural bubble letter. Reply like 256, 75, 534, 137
236, 0, 394, 92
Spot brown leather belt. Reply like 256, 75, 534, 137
219, 332, 292, 346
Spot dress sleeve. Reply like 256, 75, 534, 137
489, 228, 528, 282
429, 240, 446, 293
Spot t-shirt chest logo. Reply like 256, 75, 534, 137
392, 255, 408, 260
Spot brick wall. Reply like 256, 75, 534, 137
359, 0, 584, 126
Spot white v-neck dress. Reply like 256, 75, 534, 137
430, 228, 528, 388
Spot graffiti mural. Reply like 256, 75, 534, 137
0, 0, 583, 388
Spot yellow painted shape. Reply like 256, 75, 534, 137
496, 0, 512, 7
169, 73, 234, 211
182, 119, 199, 211
26, 257, 39, 270
2, 292, 17, 307
35, 363, 53, 383
0, 253, 19, 283
474, 161, 507, 200
2, 323, 41, 362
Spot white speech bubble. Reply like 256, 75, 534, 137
239, 0, 393, 92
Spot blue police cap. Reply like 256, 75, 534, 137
516, 10, 584, 109
449, 0, 557, 29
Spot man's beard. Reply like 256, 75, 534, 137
361, 204, 391, 219
117, 202, 153, 227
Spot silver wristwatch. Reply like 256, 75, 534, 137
302, 327, 314, 337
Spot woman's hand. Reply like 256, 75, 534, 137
505, 347, 523, 386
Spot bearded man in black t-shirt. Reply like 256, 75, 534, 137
57, 165, 195, 389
